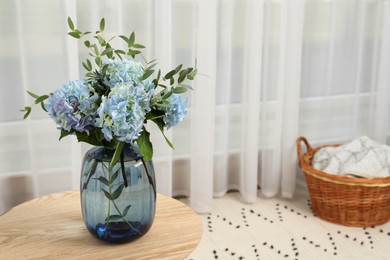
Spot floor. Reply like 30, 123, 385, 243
183, 186, 390, 260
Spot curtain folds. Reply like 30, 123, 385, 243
0, 0, 389, 214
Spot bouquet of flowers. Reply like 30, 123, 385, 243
21, 17, 197, 164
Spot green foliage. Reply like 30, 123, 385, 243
109, 142, 124, 169
21, 17, 198, 162
20, 91, 49, 119
136, 128, 153, 161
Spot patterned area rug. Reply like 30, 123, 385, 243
185, 186, 390, 260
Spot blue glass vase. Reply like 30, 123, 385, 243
80, 143, 156, 243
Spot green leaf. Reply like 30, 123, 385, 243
86, 72, 96, 78
162, 90, 173, 99
152, 79, 158, 88
22, 107, 31, 119
85, 72, 95, 78
151, 118, 174, 149
102, 189, 114, 200
84, 40, 91, 48
82, 61, 90, 71
101, 63, 109, 77
107, 36, 116, 43
178, 69, 188, 84
115, 49, 126, 55
187, 68, 198, 80
132, 43, 145, 49
95, 35, 106, 46
68, 31, 80, 39
170, 77, 174, 85
156, 69, 161, 81
114, 50, 126, 59
172, 86, 189, 94
83, 159, 98, 177
145, 109, 165, 120
95, 57, 102, 67
87, 59, 92, 70
75, 131, 102, 146
93, 128, 104, 142
129, 32, 135, 46
59, 129, 72, 140
92, 44, 99, 56
67, 17, 75, 31
127, 49, 141, 58
136, 128, 153, 160
123, 205, 131, 217
119, 35, 129, 43
111, 184, 125, 200
141, 69, 154, 81
101, 47, 114, 56
98, 176, 110, 186
27, 91, 39, 98
105, 215, 121, 221
174, 64, 183, 73
40, 101, 47, 112
105, 44, 114, 59
109, 142, 124, 170
110, 169, 120, 184
164, 69, 176, 80
35, 95, 49, 104
155, 102, 172, 109
100, 18, 105, 31
178, 84, 193, 92
145, 63, 157, 71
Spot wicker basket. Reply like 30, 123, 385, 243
296, 136, 390, 227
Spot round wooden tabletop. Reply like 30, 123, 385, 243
0, 190, 203, 259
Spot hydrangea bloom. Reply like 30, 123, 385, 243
95, 84, 152, 143
45, 80, 97, 133
103, 59, 153, 91
163, 94, 188, 129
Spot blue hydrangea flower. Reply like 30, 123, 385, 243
163, 94, 188, 129
95, 84, 151, 143
103, 59, 153, 91
45, 80, 98, 133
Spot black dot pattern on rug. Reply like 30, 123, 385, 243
302, 235, 337, 256
184, 191, 390, 260
251, 244, 261, 260
260, 240, 298, 260
290, 238, 300, 258
212, 249, 219, 259
207, 214, 213, 232
275, 203, 284, 222
240, 207, 274, 226
206, 213, 241, 232
335, 228, 375, 250
275, 203, 308, 221
223, 247, 245, 260
371, 226, 390, 239
363, 228, 375, 249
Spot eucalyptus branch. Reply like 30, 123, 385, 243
20, 91, 49, 119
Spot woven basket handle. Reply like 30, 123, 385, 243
296, 136, 313, 168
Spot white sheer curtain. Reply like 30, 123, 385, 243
1, 0, 389, 214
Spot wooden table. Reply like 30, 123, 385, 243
0, 191, 203, 259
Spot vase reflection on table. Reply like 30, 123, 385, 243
81, 144, 156, 243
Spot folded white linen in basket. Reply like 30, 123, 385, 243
312, 136, 390, 178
